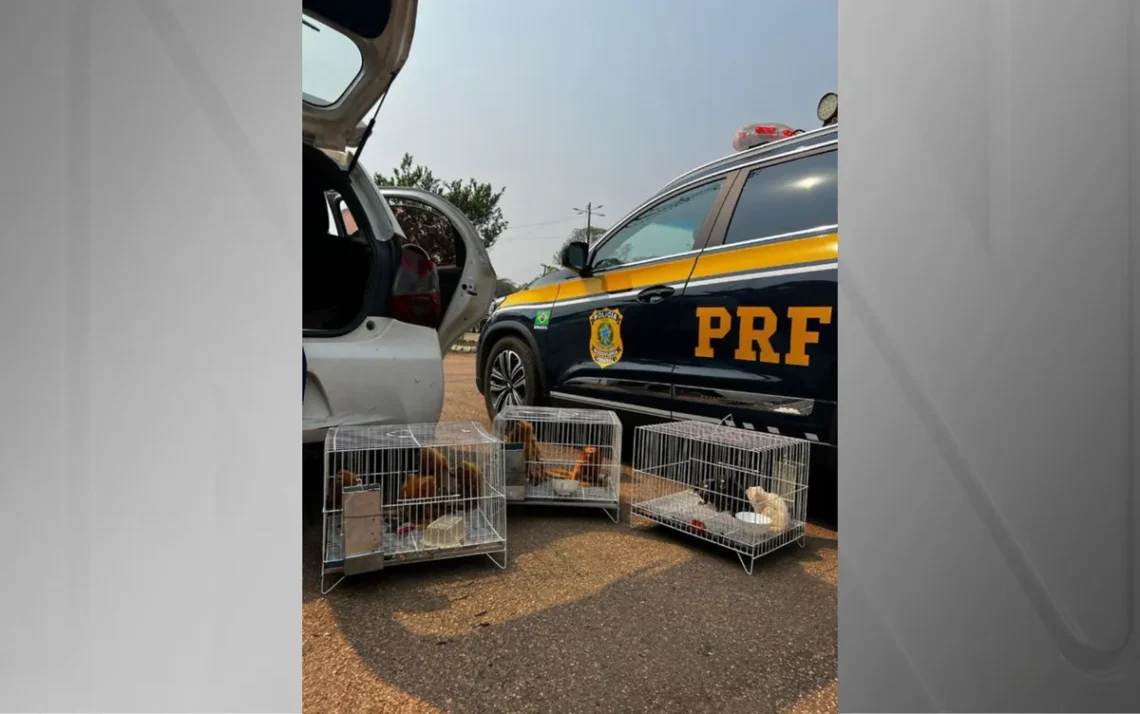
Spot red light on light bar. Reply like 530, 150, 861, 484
752, 125, 798, 138
733, 122, 800, 151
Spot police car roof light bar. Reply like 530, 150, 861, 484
732, 122, 802, 152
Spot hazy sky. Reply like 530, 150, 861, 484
354, 0, 837, 283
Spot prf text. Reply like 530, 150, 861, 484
695, 306, 833, 366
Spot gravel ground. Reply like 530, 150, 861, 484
303, 354, 837, 714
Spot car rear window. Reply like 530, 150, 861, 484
302, 14, 363, 107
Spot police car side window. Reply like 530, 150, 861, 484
723, 151, 838, 245
593, 179, 724, 271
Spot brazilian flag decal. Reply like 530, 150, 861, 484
534, 310, 551, 328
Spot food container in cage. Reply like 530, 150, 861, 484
422, 513, 467, 548
735, 511, 773, 537
503, 443, 527, 502
342, 484, 385, 576
550, 478, 580, 496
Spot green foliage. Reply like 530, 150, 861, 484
494, 278, 521, 298
548, 225, 607, 266
568, 225, 608, 246
374, 154, 509, 253
536, 225, 609, 280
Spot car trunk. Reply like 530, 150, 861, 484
303, 0, 495, 347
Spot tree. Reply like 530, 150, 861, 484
494, 278, 520, 298
374, 154, 509, 263
537, 225, 608, 279
567, 225, 608, 247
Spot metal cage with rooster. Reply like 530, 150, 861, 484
628, 420, 809, 574
492, 406, 622, 522
320, 421, 508, 593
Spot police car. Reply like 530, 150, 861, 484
476, 95, 840, 520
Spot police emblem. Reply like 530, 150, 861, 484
588, 308, 624, 368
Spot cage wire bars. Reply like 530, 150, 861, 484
321, 421, 508, 593
628, 420, 810, 574
493, 406, 622, 522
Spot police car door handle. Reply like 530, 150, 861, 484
636, 285, 675, 304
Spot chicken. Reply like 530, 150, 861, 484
745, 486, 789, 533
400, 473, 437, 501
570, 446, 606, 487
419, 446, 450, 477
452, 460, 483, 499
325, 469, 360, 512
696, 475, 746, 513
505, 419, 546, 483
400, 473, 442, 524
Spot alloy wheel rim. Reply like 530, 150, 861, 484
489, 349, 526, 413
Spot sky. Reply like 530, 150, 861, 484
327, 0, 837, 284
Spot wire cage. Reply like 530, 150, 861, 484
628, 420, 809, 574
492, 406, 622, 522
320, 421, 508, 593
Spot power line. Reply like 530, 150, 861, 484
573, 202, 605, 246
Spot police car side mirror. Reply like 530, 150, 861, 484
560, 240, 590, 275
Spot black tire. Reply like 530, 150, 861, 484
482, 335, 544, 419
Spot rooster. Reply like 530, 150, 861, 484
400, 473, 437, 501
570, 446, 606, 487
505, 419, 546, 483
696, 474, 747, 513
452, 460, 484, 499
399, 473, 441, 524
745, 486, 789, 533
418, 446, 450, 477
324, 469, 360, 512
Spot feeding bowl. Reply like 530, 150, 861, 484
550, 478, 581, 496
735, 511, 772, 534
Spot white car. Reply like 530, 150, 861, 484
302, 0, 495, 443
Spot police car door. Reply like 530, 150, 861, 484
670, 147, 839, 443
544, 177, 732, 419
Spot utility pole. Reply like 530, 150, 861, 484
573, 203, 605, 246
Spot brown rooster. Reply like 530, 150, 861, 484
452, 460, 484, 499
324, 469, 360, 512
399, 473, 442, 524
505, 419, 546, 483
570, 446, 606, 487
399, 473, 437, 501
419, 446, 450, 477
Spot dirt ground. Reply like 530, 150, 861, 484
302, 353, 838, 714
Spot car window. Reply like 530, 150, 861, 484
302, 15, 362, 107
592, 179, 724, 271
723, 150, 837, 245
386, 199, 459, 266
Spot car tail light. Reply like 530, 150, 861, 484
392, 243, 441, 328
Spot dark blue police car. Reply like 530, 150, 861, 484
477, 97, 840, 521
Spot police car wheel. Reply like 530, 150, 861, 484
484, 336, 540, 417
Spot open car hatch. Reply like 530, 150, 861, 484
302, 0, 418, 152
